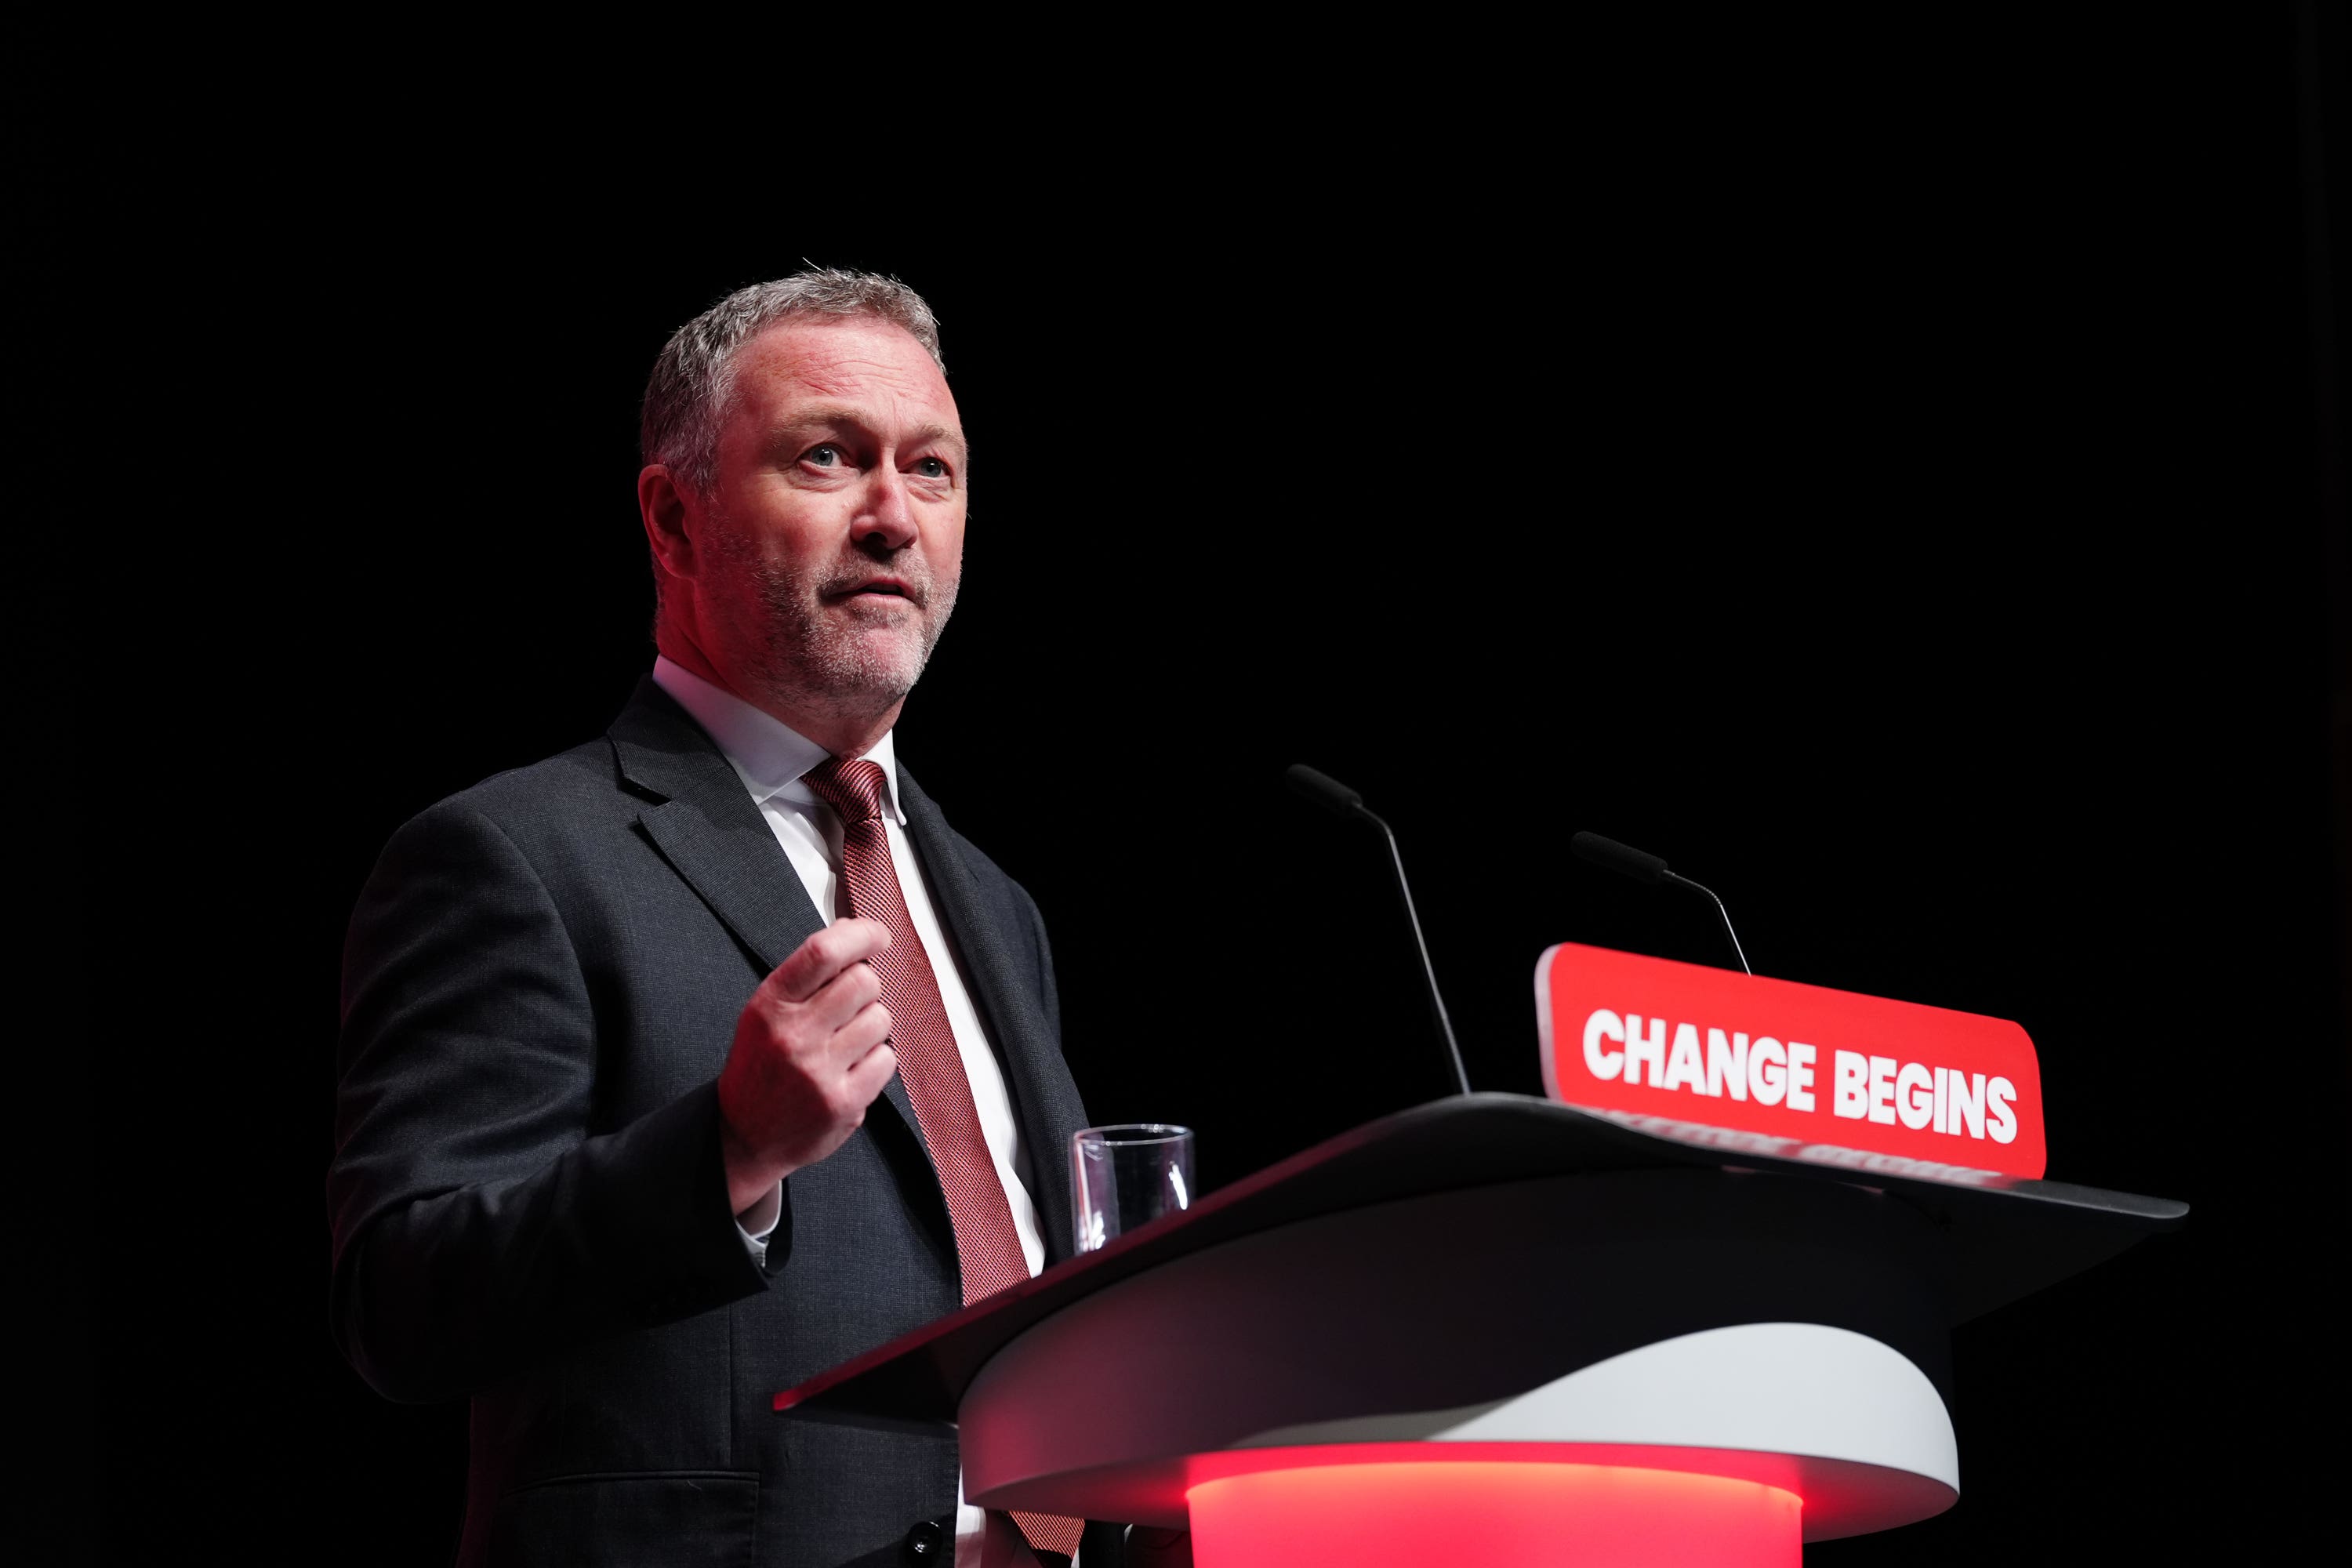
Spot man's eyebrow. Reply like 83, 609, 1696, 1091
771, 405, 967, 454
902, 421, 967, 456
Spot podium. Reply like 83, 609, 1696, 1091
778, 1094, 2184, 1564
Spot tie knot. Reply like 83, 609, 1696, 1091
804, 756, 888, 826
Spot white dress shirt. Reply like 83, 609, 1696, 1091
651, 659, 1054, 1567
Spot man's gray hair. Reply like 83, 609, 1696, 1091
640, 269, 945, 497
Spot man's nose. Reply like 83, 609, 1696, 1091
850, 466, 919, 552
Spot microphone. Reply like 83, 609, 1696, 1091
1570, 831, 1754, 975
1283, 764, 1367, 820
1286, 764, 1472, 1096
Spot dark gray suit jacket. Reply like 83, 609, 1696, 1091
330, 678, 1097, 1566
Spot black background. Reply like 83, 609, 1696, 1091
50, 8, 2349, 1562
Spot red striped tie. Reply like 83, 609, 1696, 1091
803, 757, 1083, 1564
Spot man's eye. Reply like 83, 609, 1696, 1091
913, 456, 949, 480
804, 445, 841, 467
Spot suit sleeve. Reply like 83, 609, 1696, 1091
328, 799, 769, 1403
1025, 881, 1063, 1057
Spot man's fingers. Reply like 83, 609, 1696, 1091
767, 917, 891, 1003
841, 1040, 898, 1105
830, 999, 894, 1066
800, 960, 884, 1034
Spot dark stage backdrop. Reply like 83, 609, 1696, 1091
76, 9, 2347, 1563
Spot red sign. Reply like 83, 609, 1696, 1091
1536, 943, 2047, 1181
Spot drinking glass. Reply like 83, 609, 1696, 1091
1070, 1124, 1195, 1254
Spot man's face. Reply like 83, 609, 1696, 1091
690, 315, 968, 726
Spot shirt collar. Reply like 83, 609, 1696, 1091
651, 655, 906, 825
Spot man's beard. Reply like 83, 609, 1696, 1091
724, 539, 959, 726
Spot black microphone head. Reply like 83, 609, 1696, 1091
1286, 764, 1369, 821
1572, 831, 1672, 886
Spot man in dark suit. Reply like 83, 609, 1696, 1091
330, 270, 1119, 1566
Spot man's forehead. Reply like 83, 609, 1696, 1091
735, 316, 956, 414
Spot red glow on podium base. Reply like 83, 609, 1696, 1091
1187, 1461, 1802, 1568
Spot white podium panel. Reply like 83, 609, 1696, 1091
961, 1174, 1958, 1541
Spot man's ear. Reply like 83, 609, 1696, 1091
638, 465, 702, 588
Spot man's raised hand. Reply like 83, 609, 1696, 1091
717, 917, 899, 1216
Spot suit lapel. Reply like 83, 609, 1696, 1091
896, 765, 1082, 1261
610, 678, 826, 972
606, 679, 932, 1166
605, 681, 1078, 1240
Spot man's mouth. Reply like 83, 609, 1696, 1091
830, 575, 919, 604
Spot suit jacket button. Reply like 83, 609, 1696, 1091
903, 1517, 949, 1561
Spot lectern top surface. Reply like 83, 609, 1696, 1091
776, 1092, 2184, 1427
